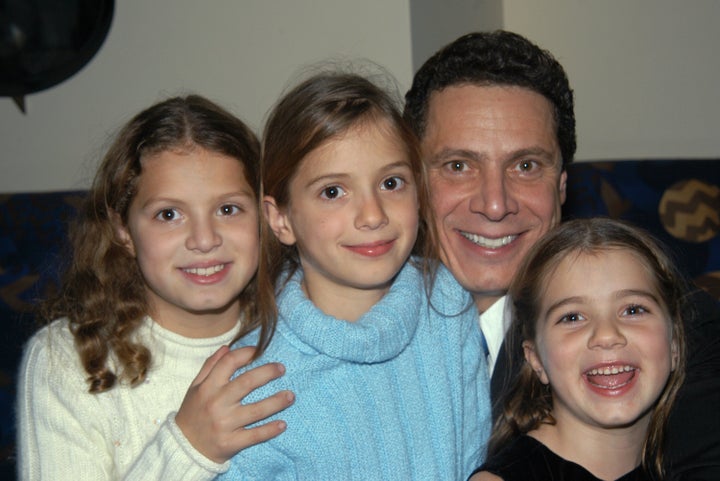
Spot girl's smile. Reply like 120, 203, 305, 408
524, 248, 677, 430
265, 119, 419, 321
118, 146, 259, 337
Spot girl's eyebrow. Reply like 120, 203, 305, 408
543, 296, 584, 319
614, 289, 661, 304
302, 160, 412, 189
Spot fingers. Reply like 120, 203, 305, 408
231, 389, 295, 427
238, 419, 288, 448
190, 345, 230, 386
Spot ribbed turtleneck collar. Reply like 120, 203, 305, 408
275, 263, 423, 363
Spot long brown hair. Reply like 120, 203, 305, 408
40, 95, 273, 393
491, 217, 687, 478
258, 70, 440, 346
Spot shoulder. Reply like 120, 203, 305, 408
22, 318, 78, 369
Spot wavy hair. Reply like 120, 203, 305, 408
40, 95, 271, 393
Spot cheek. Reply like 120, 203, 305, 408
429, 177, 462, 219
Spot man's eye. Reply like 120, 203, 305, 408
320, 185, 345, 199
448, 161, 466, 172
518, 160, 536, 172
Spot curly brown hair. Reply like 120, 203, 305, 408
40, 95, 273, 393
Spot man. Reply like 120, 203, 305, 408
405, 31, 573, 377
405, 30, 720, 480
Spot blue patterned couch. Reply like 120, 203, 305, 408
0, 159, 718, 477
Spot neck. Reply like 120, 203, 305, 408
530, 414, 648, 480
149, 300, 241, 338
302, 279, 389, 322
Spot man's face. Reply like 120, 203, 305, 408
421, 84, 567, 312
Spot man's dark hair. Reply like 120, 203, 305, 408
404, 30, 576, 167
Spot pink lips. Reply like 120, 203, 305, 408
345, 240, 395, 257
583, 364, 638, 396
180, 262, 230, 284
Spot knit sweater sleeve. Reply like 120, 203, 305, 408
432, 265, 493, 474
17, 321, 117, 479
17, 320, 228, 480
120, 414, 228, 480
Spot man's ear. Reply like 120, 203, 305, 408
558, 169, 568, 206
263, 196, 296, 246
110, 210, 136, 257
523, 340, 549, 385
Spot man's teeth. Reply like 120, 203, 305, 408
184, 264, 225, 276
461, 232, 517, 249
586, 365, 635, 376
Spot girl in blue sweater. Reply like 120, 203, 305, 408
219, 70, 492, 480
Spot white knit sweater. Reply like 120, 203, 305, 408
17, 316, 237, 480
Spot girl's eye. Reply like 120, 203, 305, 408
623, 304, 648, 316
218, 204, 241, 216
558, 312, 584, 324
155, 208, 179, 221
320, 185, 345, 200
381, 176, 405, 191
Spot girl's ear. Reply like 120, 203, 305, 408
523, 340, 549, 385
110, 209, 136, 257
264, 196, 297, 246
670, 337, 679, 371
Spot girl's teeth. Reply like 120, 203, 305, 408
587, 365, 635, 376
185, 265, 224, 276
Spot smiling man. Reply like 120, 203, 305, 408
405, 30, 720, 480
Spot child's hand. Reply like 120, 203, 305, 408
175, 345, 294, 463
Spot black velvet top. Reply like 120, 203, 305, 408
471, 435, 650, 481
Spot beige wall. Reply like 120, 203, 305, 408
502, 0, 720, 161
0, 1, 414, 193
2, 1, 719, 193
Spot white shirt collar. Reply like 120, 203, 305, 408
478, 295, 512, 374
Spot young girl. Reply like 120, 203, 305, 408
218, 71, 492, 480
17, 95, 295, 480
470, 218, 687, 481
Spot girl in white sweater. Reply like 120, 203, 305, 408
17, 95, 294, 480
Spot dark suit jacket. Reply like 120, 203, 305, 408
490, 288, 720, 481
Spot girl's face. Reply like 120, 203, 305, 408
117, 146, 259, 337
266, 120, 419, 318
524, 249, 677, 433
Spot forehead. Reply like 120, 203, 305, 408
423, 84, 558, 150
543, 248, 660, 298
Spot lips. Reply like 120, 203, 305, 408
345, 240, 395, 257
180, 263, 230, 283
584, 364, 637, 391
460, 231, 518, 249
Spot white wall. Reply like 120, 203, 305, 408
3, 1, 719, 193
502, 0, 720, 161
0, 1, 414, 193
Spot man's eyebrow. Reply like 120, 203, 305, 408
429, 148, 483, 164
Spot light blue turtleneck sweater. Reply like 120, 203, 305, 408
220, 262, 491, 480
